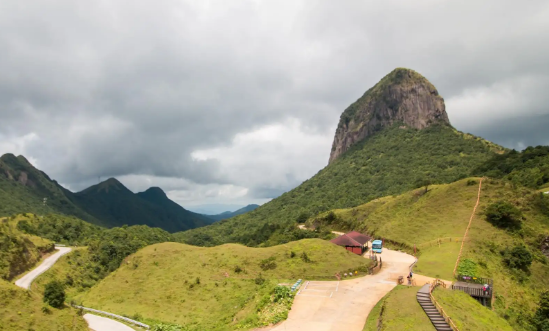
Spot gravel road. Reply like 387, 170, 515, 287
15, 246, 72, 290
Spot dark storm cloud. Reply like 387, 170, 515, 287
0, 1, 548, 204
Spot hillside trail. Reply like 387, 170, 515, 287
15, 246, 72, 289
255, 248, 416, 331
297, 224, 344, 237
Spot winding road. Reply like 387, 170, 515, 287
15, 246, 72, 289
13, 245, 136, 331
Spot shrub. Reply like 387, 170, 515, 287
502, 245, 533, 271
290, 251, 296, 258
43, 280, 65, 308
296, 212, 309, 223
457, 259, 477, 277
301, 252, 311, 263
234, 265, 243, 273
485, 201, 522, 230
195, 277, 200, 285
466, 179, 477, 186
255, 273, 265, 285
534, 292, 549, 331
259, 257, 277, 271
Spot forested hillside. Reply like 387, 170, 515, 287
176, 124, 503, 246
0, 154, 212, 232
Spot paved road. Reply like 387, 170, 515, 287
260, 248, 416, 331
83, 314, 136, 331
15, 246, 72, 289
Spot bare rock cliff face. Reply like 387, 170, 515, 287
329, 68, 450, 163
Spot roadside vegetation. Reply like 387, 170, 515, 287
0, 216, 54, 281
75, 239, 371, 330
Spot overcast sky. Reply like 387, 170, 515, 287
1, 1, 548, 213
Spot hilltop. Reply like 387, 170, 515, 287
0, 154, 212, 232
330, 68, 449, 163
74, 239, 371, 330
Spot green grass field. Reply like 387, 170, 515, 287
433, 288, 514, 331
363, 286, 435, 331
316, 178, 549, 330
0, 279, 88, 331
413, 242, 462, 280
74, 239, 371, 330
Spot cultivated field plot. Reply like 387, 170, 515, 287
296, 281, 339, 298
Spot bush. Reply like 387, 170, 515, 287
255, 273, 265, 285
534, 292, 549, 331
301, 252, 311, 263
234, 265, 243, 273
43, 280, 65, 308
502, 245, 533, 271
259, 257, 277, 271
457, 259, 477, 277
485, 201, 522, 230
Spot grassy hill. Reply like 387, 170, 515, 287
0, 154, 212, 232
75, 239, 371, 330
176, 124, 503, 247
0, 279, 88, 331
311, 178, 549, 330
363, 285, 514, 331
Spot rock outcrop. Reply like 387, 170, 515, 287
329, 68, 450, 163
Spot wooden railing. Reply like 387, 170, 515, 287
452, 285, 492, 299
430, 279, 460, 331
416, 237, 469, 249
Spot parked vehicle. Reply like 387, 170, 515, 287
372, 239, 383, 253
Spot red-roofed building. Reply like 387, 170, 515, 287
330, 231, 371, 255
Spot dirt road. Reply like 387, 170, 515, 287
83, 314, 136, 331
15, 246, 72, 290
265, 248, 416, 331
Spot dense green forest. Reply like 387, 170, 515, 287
176, 124, 504, 246
474, 145, 549, 189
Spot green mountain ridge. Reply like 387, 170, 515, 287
205, 204, 260, 222
0, 155, 212, 232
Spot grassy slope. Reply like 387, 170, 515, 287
177, 125, 503, 247
433, 288, 514, 331
77, 239, 371, 330
317, 178, 549, 330
0, 279, 88, 331
363, 286, 435, 331
413, 242, 461, 280
0, 216, 55, 281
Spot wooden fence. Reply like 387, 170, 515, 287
416, 237, 469, 249
451, 285, 492, 299
430, 280, 460, 331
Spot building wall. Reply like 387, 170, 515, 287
345, 246, 362, 255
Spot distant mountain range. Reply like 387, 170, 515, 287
0, 154, 213, 232
204, 204, 259, 222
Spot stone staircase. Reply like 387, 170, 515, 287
417, 284, 452, 331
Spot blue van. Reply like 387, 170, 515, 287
372, 240, 383, 253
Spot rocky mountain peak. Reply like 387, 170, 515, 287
329, 68, 450, 163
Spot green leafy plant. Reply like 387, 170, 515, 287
259, 256, 277, 271
457, 259, 477, 277
43, 280, 65, 308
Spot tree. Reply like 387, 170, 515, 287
43, 280, 65, 308
485, 201, 522, 230
502, 245, 533, 271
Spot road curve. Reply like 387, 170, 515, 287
83, 314, 136, 331
260, 248, 416, 331
15, 246, 72, 289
